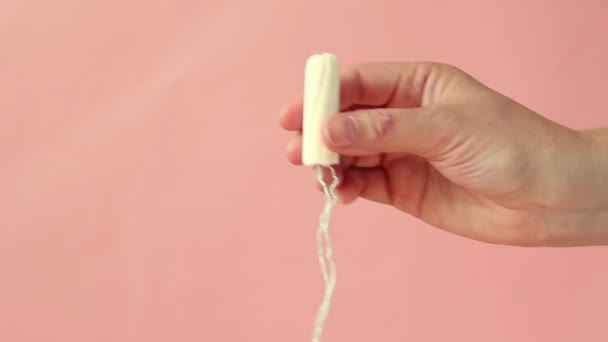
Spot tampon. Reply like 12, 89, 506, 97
302, 53, 340, 166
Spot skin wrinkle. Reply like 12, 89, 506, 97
414, 159, 432, 220
424, 105, 473, 162
398, 62, 427, 108
384, 154, 430, 220
371, 109, 393, 145
384, 160, 398, 211
383, 72, 402, 107
353, 68, 365, 106
419, 62, 437, 107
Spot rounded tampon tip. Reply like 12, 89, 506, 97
306, 52, 337, 66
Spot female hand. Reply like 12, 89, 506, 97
279, 62, 608, 247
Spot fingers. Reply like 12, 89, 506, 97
287, 130, 357, 167
285, 133, 302, 164
278, 96, 303, 131
317, 155, 432, 211
313, 167, 393, 205
340, 167, 390, 205
322, 106, 460, 159
278, 62, 442, 132
338, 62, 432, 109
312, 165, 363, 204
351, 155, 382, 168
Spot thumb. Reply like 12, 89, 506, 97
322, 107, 457, 158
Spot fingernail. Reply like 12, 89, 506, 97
327, 116, 357, 146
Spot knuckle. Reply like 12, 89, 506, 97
418, 61, 462, 76
362, 109, 393, 142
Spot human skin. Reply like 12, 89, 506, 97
279, 62, 608, 247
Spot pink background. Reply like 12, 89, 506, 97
1, 0, 608, 341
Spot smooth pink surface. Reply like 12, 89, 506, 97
1, 1, 608, 341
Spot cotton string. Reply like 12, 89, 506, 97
312, 165, 339, 342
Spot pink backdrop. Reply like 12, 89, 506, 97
1, 1, 608, 341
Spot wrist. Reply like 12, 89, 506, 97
583, 128, 608, 208
541, 128, 608, 246
570, 128, 608, 245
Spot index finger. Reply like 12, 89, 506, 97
278, 61, 436, 131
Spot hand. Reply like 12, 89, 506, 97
279, 62, 608, 247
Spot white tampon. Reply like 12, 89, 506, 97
302, 53, 340, 166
